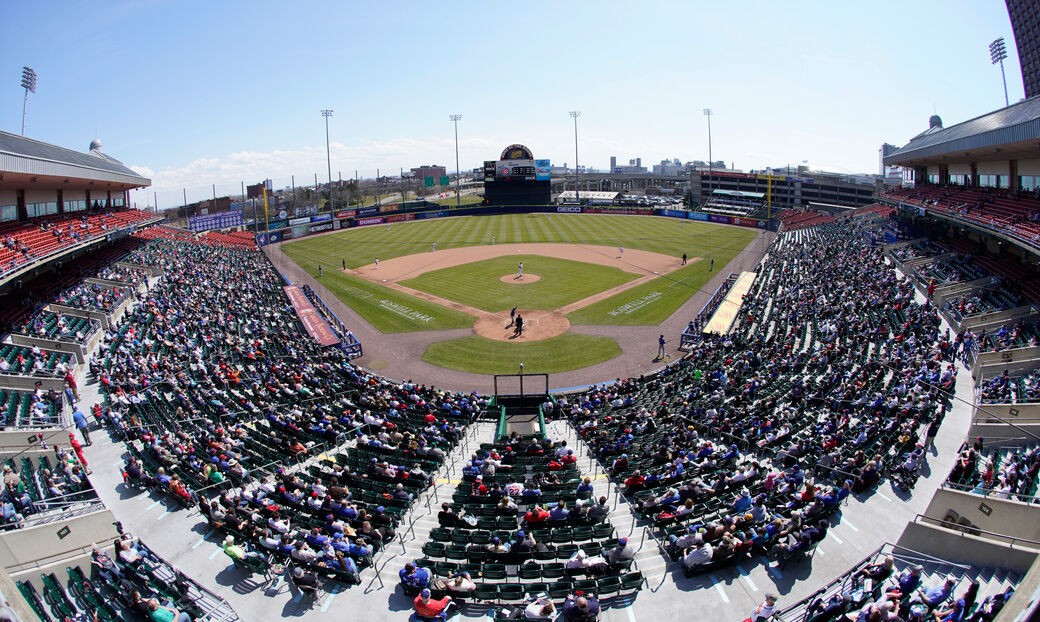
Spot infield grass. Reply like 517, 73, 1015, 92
399, 255, 637, 312
281, 213, 758, 328
422, 334, 622, 374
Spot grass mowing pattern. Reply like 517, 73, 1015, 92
280, 213, 758, 328
565, 228, 758, 325
399, 255, 638, 313
422, 334, 622, 374
292, 268, 473, 333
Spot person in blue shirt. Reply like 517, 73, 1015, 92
548, 501, 570, 521
888, 565, 923, 597
72, 408, 91, 445
733, 489, 753, 513
912, 577, 955, 609
399, 562, 431, 590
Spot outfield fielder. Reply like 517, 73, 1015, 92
618, 245, 623, 258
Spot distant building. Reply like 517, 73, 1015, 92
653, 159, 685, 176
1007, 0, 1040, 99
610, 156, 647, 174
410, 165, 446, 180
879, 143, 904, 186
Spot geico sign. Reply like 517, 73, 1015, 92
556, 206, 582, 213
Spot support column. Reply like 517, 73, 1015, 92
16, 189, 27, 220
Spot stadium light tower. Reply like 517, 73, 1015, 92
703, 108, 713, 180
990, 37, 1009, 107
450, 114, 462, 208
570, 111, 581, 204
322, 109, 334, 212
20, 66, 37, 136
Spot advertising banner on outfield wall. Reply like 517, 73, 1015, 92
357, 217, 385, 226
379, 204, 399, 213
687, 212, 709, 221
311, 214, 332, 223
267, 220, 287, 230
585, 208, 652, 215
256, 231, 282, 246
336, 209, 356, 219
289, 217, 311, 226
556, 206, 583, 213
357, 207, 379, 216
708, 214, 732, 224
417, 211, 445, 220
661, 209, 687, 218
387, 214, 414, 223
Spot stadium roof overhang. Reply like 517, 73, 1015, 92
884, 97, 1040, 167
0, 130, 151, 191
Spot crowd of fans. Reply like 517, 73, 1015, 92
84, 237, 481, 591
561, 215, 953, 580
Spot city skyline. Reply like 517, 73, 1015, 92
0, 0, 1025, 206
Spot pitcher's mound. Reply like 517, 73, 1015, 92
500, 273, 540, 284
474, 309, 569, 342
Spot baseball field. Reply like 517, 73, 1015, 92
279, 213, 758, 374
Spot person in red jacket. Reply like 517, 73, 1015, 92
523, 505, 549, 526
413, 588, 453, 620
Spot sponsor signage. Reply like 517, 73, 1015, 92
661, 208, 687, 218
556, 206, 582, 213
535, 159, 551, 181
708, 214, 732, 224
585, 207, 651, 215
378, 204, 399, 213
688, 212, 709, 221
311, 214, 332, 222
357, 217, 385, 226
283, 285, 340, 346
788, 176, 813, 184
357, 207, 379, 216
387, 213, 414, 223
732, 217, 758, 227
188, 209, 244, 233
335, 209, 357, 219
310, 223, 333, 233
418, 211, 445, 220
255, 231, 282, 245
267, 219, 287, 230
288, 216, 311, 226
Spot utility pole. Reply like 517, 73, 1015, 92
20, 66, 37, 136
570, 111, 581, 203
322, 109, 334, 213
450, 114, 462, 208
990, 37, 1010, 107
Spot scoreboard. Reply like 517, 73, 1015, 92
498, 162, 536, 180
484, 143, 551, 205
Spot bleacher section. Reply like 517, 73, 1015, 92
0, 209, 158, 278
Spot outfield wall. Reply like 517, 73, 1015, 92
255, 205, 779, 246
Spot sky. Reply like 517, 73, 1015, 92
0, 1, 1026, 207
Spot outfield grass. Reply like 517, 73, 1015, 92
399, 254, 637, 312
421, 334, 621, 374
566, 230, 758, 325
281, 213, 758, 328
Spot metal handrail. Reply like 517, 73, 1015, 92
914, 513, 1040, 549
940, 480, 1040, 505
